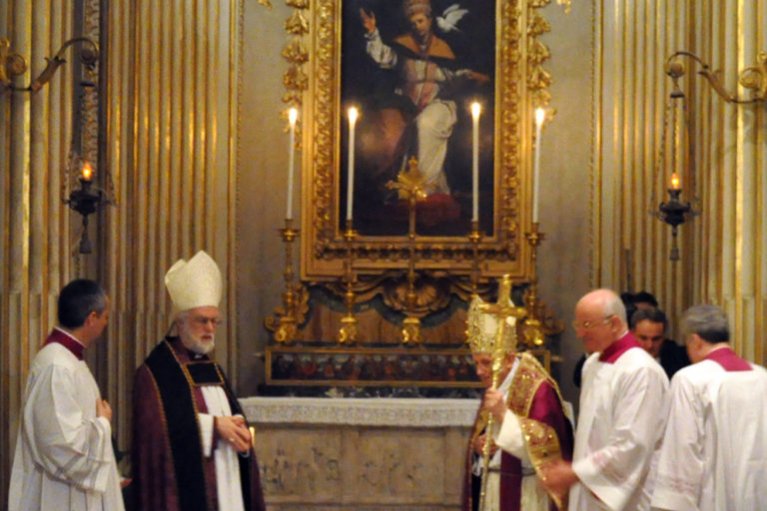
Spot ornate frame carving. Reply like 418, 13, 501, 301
282, 0, 564, 282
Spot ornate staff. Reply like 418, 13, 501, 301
467, 275, 527, 511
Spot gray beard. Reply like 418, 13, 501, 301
180, 331, 215, 355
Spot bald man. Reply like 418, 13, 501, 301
543, 289, 669, 510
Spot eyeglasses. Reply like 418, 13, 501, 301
190, 316, 224, 327
572, 315, 614, 330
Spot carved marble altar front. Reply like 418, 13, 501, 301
242, 397, 478, 510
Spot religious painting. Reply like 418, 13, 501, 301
298, 0, 544, 281
339, 0, 497, 237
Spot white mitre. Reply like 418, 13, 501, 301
165, 250, 223, 312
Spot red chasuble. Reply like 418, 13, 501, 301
462, 353, 574, 511
131, 338, 265, 511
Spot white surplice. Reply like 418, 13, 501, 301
570, 347, 669, 511
196, 384, 246, 511
651, 359, 767, 511
8, 340, 124, 511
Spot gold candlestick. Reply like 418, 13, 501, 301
523, 222, 546, 347
273, 218, 300, 343
469, 219, 481, 296
338, 222, 358, 344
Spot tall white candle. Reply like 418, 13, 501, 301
533, 108, 545, 224
471, 102, 481, 223
346, 107, 359, 222
286, 107, 298, 220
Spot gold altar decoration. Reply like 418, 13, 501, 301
522, 223, 565, 348
280, 0, 310, 131
338, 224, 358, 344
264, 218, 310, 343
387, 157, 428, 345
263, 0, 569, 384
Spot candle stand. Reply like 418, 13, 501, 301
272, 218, 301, 343
338, 222, 358, 344
468, 219, 482, 296
521, 222, 546, 347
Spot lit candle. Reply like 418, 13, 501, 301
471, 102, 481, 223
81, 161, 94, 182
346, 107, 359, 222
286, 107, 298, 220
670, 172, 681, 191
532, 108, 545, 224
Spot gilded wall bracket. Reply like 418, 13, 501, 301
666, 50, 767, 105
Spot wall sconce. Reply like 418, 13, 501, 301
657, 173, 692, 261
63, 78, 114, 254
1, 36, 98, 95
3, 36, 109, 253
653, 66, 699, 261
65, 158, 111, 254
666, 50, 767, 104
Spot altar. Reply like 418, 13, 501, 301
242, 397, 479, 510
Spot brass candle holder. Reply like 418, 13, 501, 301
338, 221, 358, 344
468, 219, 481, 296
522, 222, 546, 347
273, 218, 300, 343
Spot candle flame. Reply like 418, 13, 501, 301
471, 102, 481, 119
81, 161, 94, 182
288, 107, 298, 126
348, 106, 359, 125
535, 108, 546, 127
670, 172, 681, 190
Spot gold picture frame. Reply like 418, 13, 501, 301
286, 0, 562, 282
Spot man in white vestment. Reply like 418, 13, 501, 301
651, 304, 767, 511
543, 289, 669, 511
131, 250, 265, 511
8, 279, 125, 511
